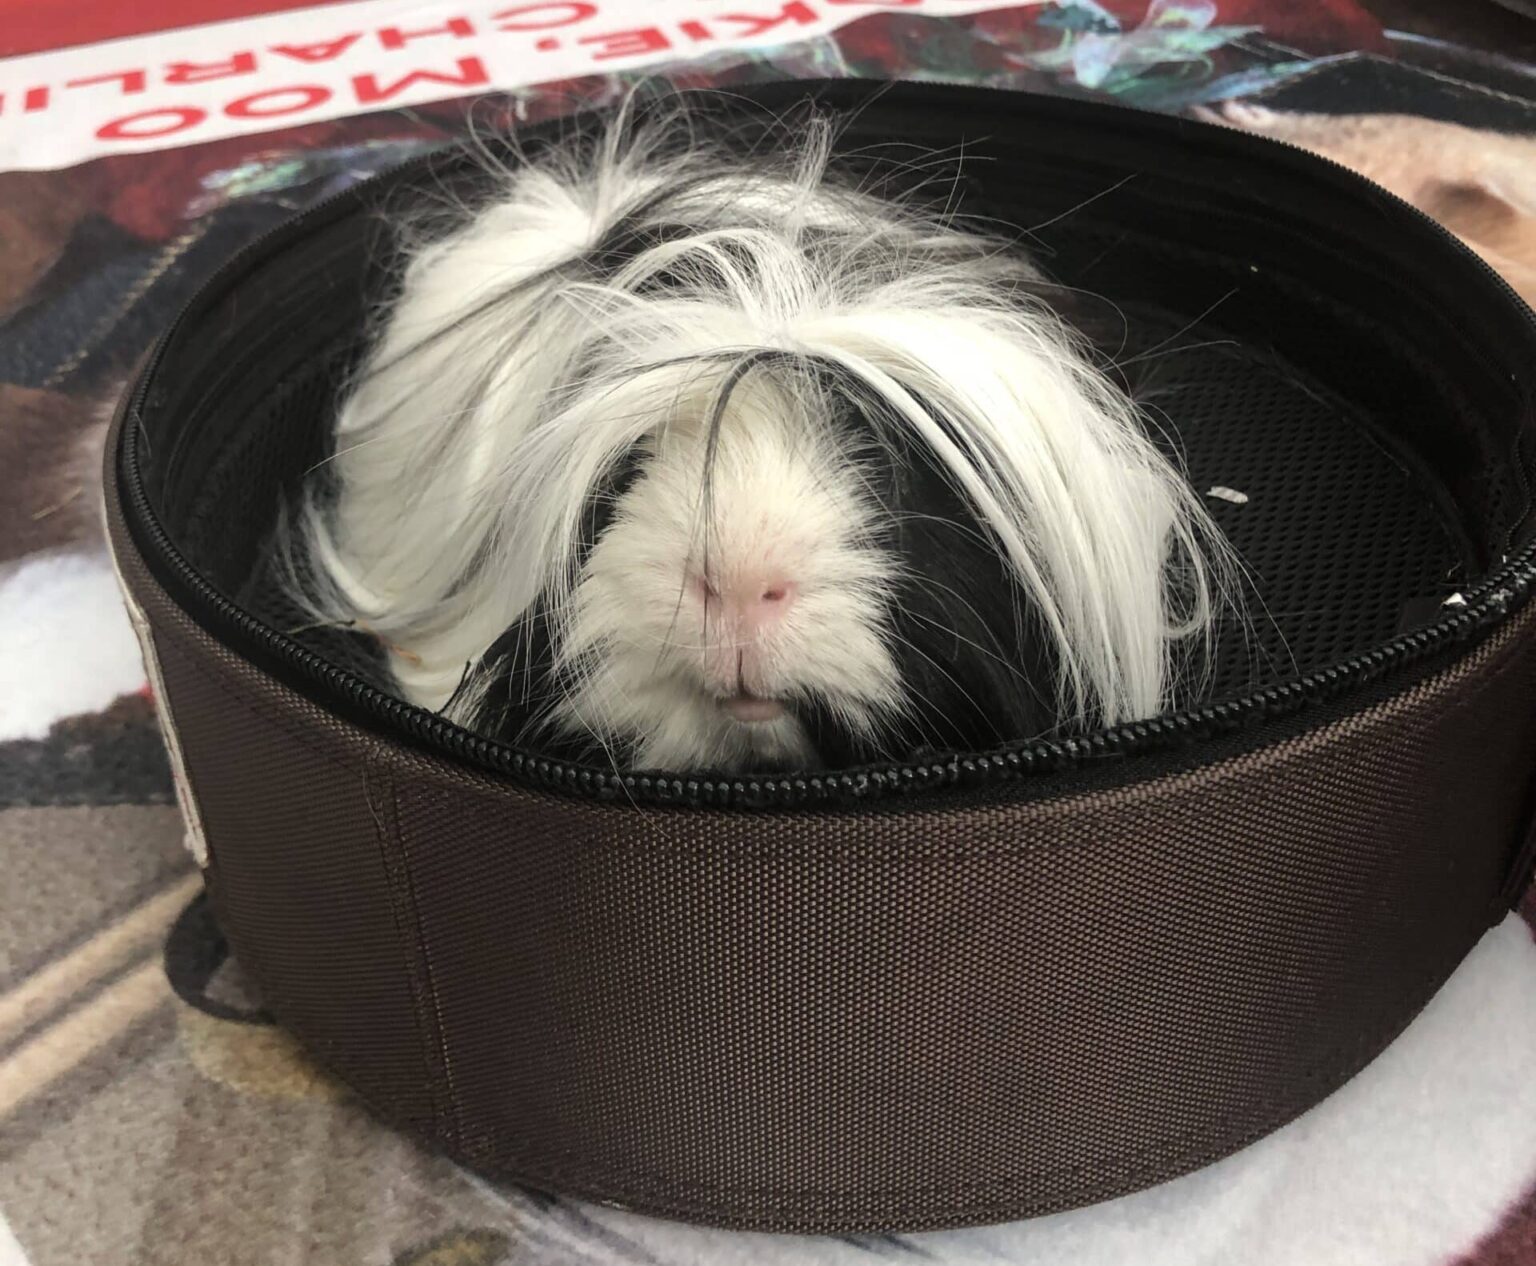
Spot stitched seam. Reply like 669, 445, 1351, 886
154, 626, 361, 775
374, 762, 463, 1151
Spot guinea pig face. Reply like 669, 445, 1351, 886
550, 383, 904, 772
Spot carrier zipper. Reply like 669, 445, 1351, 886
118, 88, 1536, 810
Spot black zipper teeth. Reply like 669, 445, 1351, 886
120, 89, 1536, 811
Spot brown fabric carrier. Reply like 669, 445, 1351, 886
107, 468, 1536, 1231
103, 82, 1536, 1233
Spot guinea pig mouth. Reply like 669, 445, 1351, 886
718, 693, 786, 724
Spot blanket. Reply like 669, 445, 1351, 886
3, 3, 1536, 1262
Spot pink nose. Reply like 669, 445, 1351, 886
697, 574, 798, 633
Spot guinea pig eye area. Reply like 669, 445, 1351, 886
879, 442, 1063, 753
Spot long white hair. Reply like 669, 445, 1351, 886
285, 101, 1231, 763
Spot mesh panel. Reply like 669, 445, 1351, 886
1166, 339, 1464, 696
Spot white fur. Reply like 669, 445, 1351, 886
292, 108, 1227, 770
0, 550, 146, 741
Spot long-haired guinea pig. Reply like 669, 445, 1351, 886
282, 105, 1231, 774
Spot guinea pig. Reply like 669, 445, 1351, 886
284, 104, 1230, 774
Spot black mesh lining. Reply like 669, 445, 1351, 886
1143, 333, 1465, 698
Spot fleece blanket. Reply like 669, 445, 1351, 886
4, 3, 1536, 1263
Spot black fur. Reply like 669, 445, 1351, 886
463, 351, 1065, 773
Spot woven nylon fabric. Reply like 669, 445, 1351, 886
150, 628, 438, 1133
114, 473, 1536, 1230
